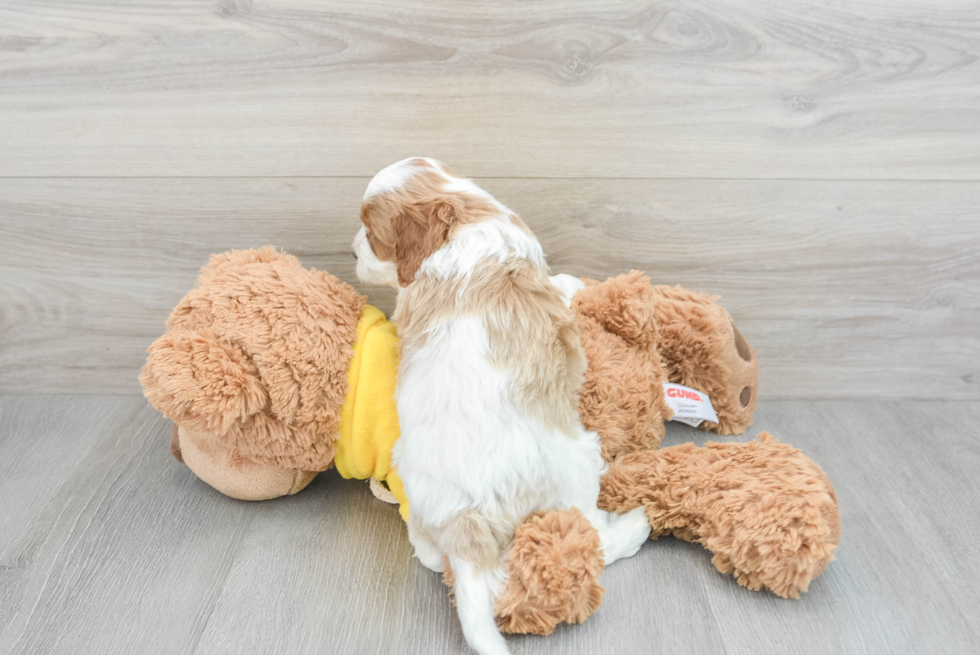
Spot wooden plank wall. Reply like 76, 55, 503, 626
1, 1, 978, 398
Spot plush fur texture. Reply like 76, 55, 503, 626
444, 508, 606, 636
140, 246, 364, 471
598, 433, 840, 599
572, 276, 760, 450
573, 272, 672, 462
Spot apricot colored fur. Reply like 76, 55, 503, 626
598, 433, 840, 599
396, 258, 587, 439
140, 247, 365, 470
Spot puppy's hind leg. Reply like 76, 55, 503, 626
562, 468, 650, 566
449, 557, 510, 655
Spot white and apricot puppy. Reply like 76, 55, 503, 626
353, 158, 649, 655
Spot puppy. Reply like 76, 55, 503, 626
353, 158, 650, 655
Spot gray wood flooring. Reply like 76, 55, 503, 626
1, 395, 977, 654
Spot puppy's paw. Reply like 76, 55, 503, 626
599, 506, 651, 564
612, 506, 652, 560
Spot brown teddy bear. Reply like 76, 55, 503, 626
140, 247, 839, 637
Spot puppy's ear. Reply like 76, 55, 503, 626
393, 198, 458, 285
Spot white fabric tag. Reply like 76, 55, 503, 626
662, 382, 719, 428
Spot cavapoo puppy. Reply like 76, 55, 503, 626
353, 158, 649, 655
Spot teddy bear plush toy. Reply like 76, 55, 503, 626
140, 247, 840, 636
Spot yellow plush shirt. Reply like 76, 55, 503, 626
333, 305, 409, 521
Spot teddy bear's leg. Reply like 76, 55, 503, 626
598, 434, 840, 598
445, 509, 607, 637
174, 424, 319, 501
650, 285, 759, 435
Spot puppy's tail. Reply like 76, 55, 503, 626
449, 556, 510, 655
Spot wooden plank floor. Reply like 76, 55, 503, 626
1, 395, 978, 655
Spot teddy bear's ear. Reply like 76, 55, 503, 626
140, 328, 266, 437
572, 271, 659, 347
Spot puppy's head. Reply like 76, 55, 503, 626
352, 157, 505, 287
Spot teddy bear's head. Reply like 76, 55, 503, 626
140, 247, 365, 499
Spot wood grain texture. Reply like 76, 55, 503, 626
1, 0, 978, 178
2, 395, 978, 654
1, 177, 977, 398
